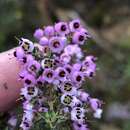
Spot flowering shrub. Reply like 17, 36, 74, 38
13, 19, 103, 130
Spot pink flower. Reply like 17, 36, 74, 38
49, 36, 67, 53
55, 21, 69, 36
44, 26, 55, 37
69, 19, 81, 32
39, 36, 49, 46
33, 28, 44, 40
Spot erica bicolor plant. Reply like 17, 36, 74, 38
13, 19, 103, 130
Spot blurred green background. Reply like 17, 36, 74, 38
0, 0, 130, 130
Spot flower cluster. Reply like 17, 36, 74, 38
14, 19, 103, 130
